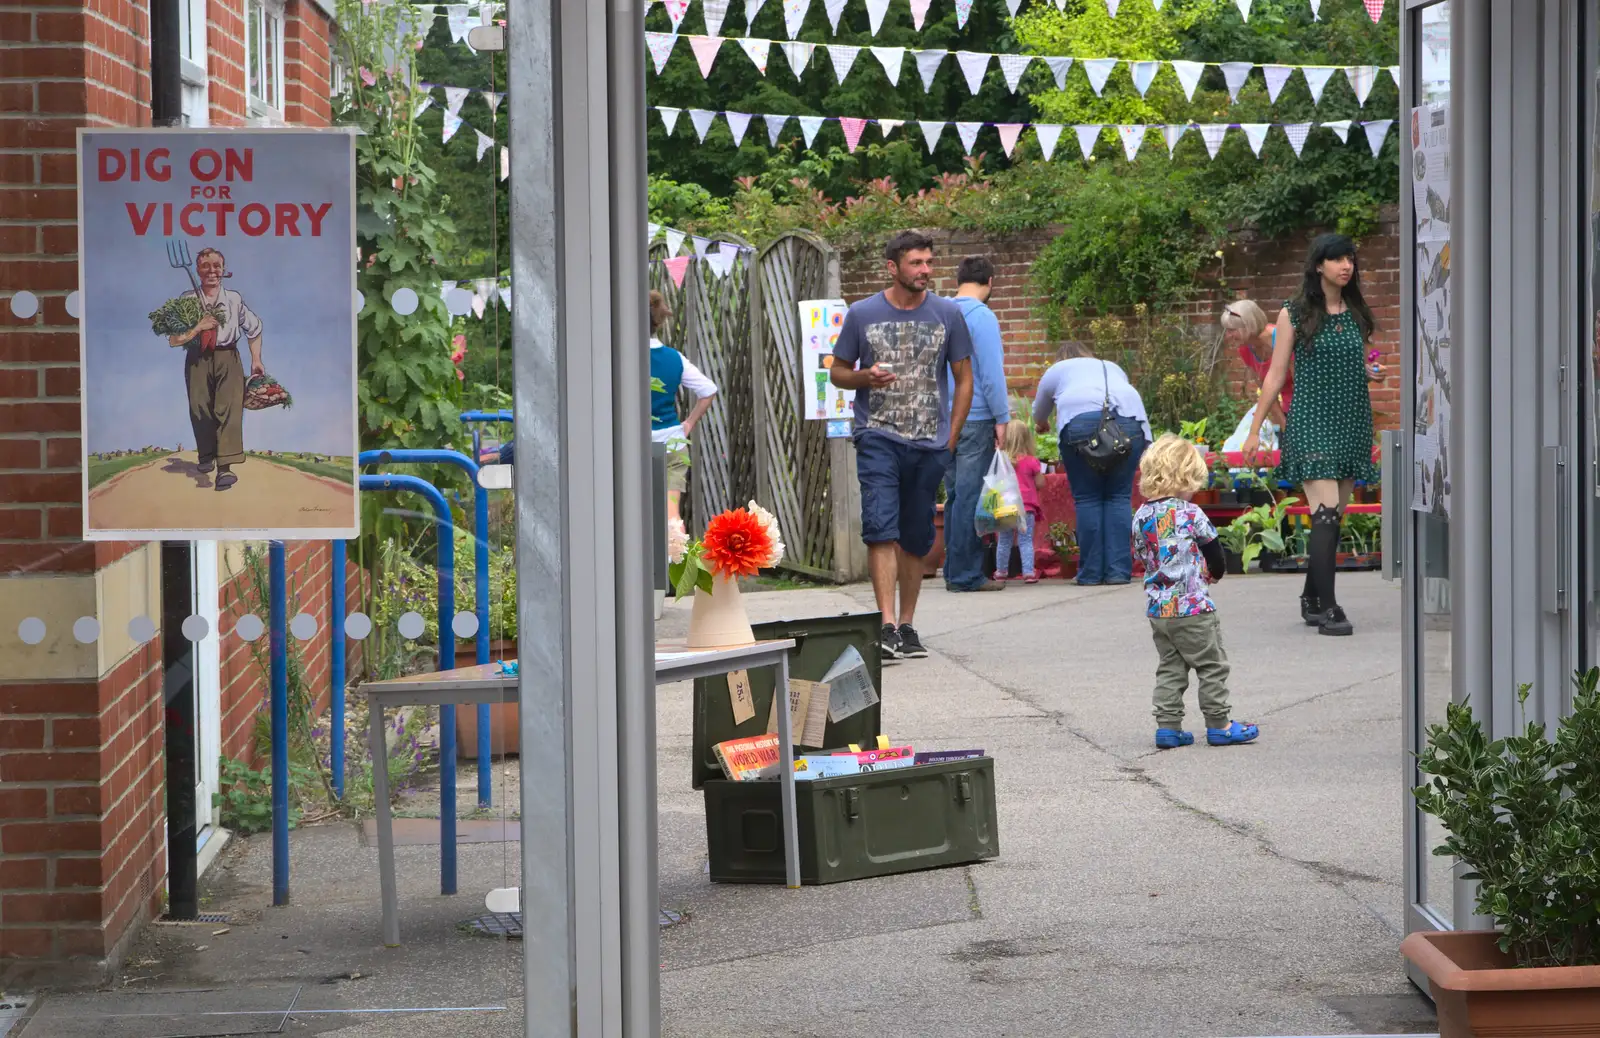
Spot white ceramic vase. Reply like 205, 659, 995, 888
686, 573, 755, 648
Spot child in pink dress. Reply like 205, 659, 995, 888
995, 420, 1046, 584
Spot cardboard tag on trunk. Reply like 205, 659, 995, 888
767, 678, 831, 747
727, 669, 755, 725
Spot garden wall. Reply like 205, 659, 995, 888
836, 208, 1403, 432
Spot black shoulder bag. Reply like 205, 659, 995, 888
1072, 360, 1133, 475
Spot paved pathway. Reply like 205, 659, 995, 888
87, 452, 354, 533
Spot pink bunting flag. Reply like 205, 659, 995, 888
645, 32, 678, 74
840, 117, 868, 153
995, 123, 1023, 159
690, 36, 723, 78
1363, 0, 1384, 22
663, 0, 689, 30
909, 0, 931, 31
664, 256, 692, 289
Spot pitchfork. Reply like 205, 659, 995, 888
167, 239, 201, 294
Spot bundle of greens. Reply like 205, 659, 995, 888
148, 296, 226, 342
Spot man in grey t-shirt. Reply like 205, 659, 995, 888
831, 230, 974, 660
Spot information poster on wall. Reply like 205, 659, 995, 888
77, 129, 359, 541
1410, 103, 1451, 518
797, 298, 854, 437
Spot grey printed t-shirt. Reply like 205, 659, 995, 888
831, 291, 974, 450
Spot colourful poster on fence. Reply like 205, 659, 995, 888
797, 297, 853, 434
77, 129, 359, 541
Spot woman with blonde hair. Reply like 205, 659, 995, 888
1222, 298, 1292, 421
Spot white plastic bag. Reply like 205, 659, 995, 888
975, 451, 1024, 537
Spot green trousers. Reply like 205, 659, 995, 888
1148, 611, 1232, 730
185, 347, 246, 467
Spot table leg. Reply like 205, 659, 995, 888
371, 702, 400, 946
774, 654, 801, 888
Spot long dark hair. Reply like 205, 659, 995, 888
1293, 233, 1375, 347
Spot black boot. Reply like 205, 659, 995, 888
1300, 569, 1320, 626
1309, 505, 1351, 636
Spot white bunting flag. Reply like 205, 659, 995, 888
919, 120, 945, 153
1233, 0, 1252, 20
1219, 62, 1253, 102
647, 222, 661, 243
955, 51, 991, 95
499, 286, 511, 311
475, 129, 494, 161
915, 49, 946, 92
446, 5, 473, 43
1283, 122, 1311, 157
1302, 66, 1336, 105
1035, 123, 1063, 160
872, 46, 905, 86
1054, 0, 1065, 8
764, 113, 789, 146
996, 123, 1024, 158
1083, 58, 1117, 97
1309, 0, 1321, 18
476, 277, 497, 303
797, 114, 825, 147
1198, 123, 1228, 159
692, 237, 710, 258
645, 32, 678, 74
1075, 124, 1102, 160
1323, 119, 1351, 143
738, 37, 770, 74
1170, 60, 1204, 101
444, 85, 471, 116
955, 121, 982, 155
783, 0, 809, 39
1043, 56, 1073, 90
689, 108, 717, 142
1005, 0, 1022, 14
998, 54, 1033, 94
783, 41, 814, 78
703, 0, 730, 36
866, 0, 891, 35
1345, 65, 1378, 106
745, 0, 767, 34
954, 0, 973, 28
1106, 0, 1121, 13
1129, 61, 1159, 97
690, 36, 723, 78
1161, 123, 1188, 157
1117, 124, 1146, 161
1152, 0, 1163, 6
824, 0, 846, 33
1387, 65, 1400, 88
665, 228, 686, 255
500, 146, 508, 180
840, 116, 867, 152
658, 106, 681, 135
443, 110, 464, 144
471, 291, 486, 320
706, 248, 734, 279
664, 0, 690, 30
1240, 122, 1269, 157
726, 111, 752, 146
414, 95, 433, 118
827, 44, 861, 83
909, 0, 931, 30
1262, 65, 1293, 103
877, 118, 902, 137
1363, 118, 1394, 157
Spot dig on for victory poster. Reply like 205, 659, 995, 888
77, 128, 358, 541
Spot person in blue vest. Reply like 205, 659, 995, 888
649, 290, 718, 524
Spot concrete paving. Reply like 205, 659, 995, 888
11, 571, 1436, 1038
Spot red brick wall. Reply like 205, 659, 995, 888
837, 209, 1403, 431
284, 0, 333, 127
208, 0, 248, 124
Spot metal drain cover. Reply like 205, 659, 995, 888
464, 913, 523, 939
658, 909, 688, 929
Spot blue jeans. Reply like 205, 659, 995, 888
996, 512, 1037, 578
1061, 413, 1148, 585
943, 419, 996, 590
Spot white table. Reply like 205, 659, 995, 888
359, 639, 799, 945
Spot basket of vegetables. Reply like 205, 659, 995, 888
244, 374, 293, 411
148, 295, 226, 344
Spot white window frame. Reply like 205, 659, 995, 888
245, 0, 287, 119
178, 0, 208, 126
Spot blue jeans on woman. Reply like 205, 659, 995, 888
1061, 412, 1148, 585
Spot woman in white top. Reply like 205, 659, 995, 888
1031, 342, 1152, 585
648, 291, 718, 524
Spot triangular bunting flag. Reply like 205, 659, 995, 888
726, 111, 752, 146
499, 286, 511, 311
471, 290, 486, 320
955, 0, 973, 28
703, 0, 730, 36
737, 37, 770, 74
828, 44, 861, 84
1363, 119, 1394, 157
689, 108, 717, 142
877, 119, 903, 137
872, 46, 905, 86
840, 116, 868, 153
483, 91, 504, 112
1309, 0, 1321, 18
1170, 60, 1204, 101
1323, 119, 1351, 144
996, 123, 1024, 158
909, 0, 931, 30
1364, 0, 1384, 22
998, 54, 1033, 94
764, 113, 789, 146
783, 0, 809, 38
414, 95, 433, 118
500, 146, 508, 180
658, 107, 681, 135
1262, 65, 1292, 103
690, 36, 723, 78
665, 228, 686, 255
647, 222, 661, 242
475, 129, 494, 162
797, 114, 825, 147
1161, 123, 1188, 157
1117, 124, 1146, 161
1283, 122, 1312, 158
1005, 0, 1022, 14
664, 256, 691, 289
782, 41, 814, 78
1219, 62, 1253, 102
1075, 124, 1102, 160
1106, 0, 1121, 13
1302, 66, 1335, 105
866, 0, 891, 35
915, 49, 947, 92
955, 51, 991, 95
1043, 56, 1073, 90
746, 0, 768, 34
1035, 123, 1063, 160
1198, 123, 1228, 159
1240, 122, 1269, 157
663, 0, 690, 30
1152, 0, 1163, 6
691, 237, 710, 258
1345, 65, 1377, 106
645, 32, 678, 74
446, 5, 473, 43
955, 121, 982, 155
1387, 66, 1400, 88
824, 0, 846, 32
1083, 58, 1117, 97
443, 111, 463, 144
919, 120, 945, 154
1233, 0, 1252, 20
444, 85, 471, 116
1130, 61, 1159, 97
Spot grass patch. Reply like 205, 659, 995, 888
254, 454, 356, 484
87, 451, 167, 487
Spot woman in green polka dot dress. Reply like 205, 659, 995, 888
1242, 234, 1382, 638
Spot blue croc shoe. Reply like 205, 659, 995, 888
1155, 728, 1194, 749
1206, 721, 1259, 746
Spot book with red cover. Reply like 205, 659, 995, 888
713, 733, 782, 781
828, 745, 915, 772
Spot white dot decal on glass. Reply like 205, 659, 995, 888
355, 290, 366, 314
65, 291, 82, 319
181, 614, 210, 642
445, 288, 472, 316
398, 611, 426, 640
391, 287, 419, 316
9, 291, 39, 320
290, 612, 318, 641
452, 611, 480, 640
73, 616, 100, 644
18, 617, 46, 646
345, 611, 373, 640
234, 614, 265, 642
128, 615, 156, 644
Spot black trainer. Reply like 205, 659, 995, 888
1301, 595, 1322, 627
897, 624, 929, 658
1318, 604, 1354, 637
879, 623, 904, 660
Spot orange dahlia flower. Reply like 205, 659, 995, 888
701, 508, 774, 579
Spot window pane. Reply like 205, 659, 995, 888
247, 4, 262, 101
179, 0, 190, 62
267, 14, 281, 109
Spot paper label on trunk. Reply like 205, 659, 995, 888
1282, 122, 1311, 157
824, 0, 846, 32
998, 54, 1033, 94
728, 669, 756, 724
737, 37, 770, 74
955, 121, 982, 154
1075, 123, 1102, 160
1034, 123, 1063, 160
828, 43, 861, 84
702, 0, 731, 35
1198, 123, 1228, 159
866, 0, 891, 35
1322, 118, 1351, 143
766, 678, 829, 748
1170, 59, 1204, 101
955, 51, 991, 95
1239, 122, 1269, 157
1301, 66, 1335, 105
783, 0, 809, 38
798, 114, 825, 147
1363, 118, 1393, 157
1129, 60, 1159, 97
658, 106, 681, 135
871, 46, 905, 86
821, 649, 876, 722
1262, 64, 1292, 103
1161, 122, 1188, 156
1117, 124, 1146, 161
839, 116, 867, 152
690, 36, 723, 78
909, 0, 931, 30
764, 113, 790, 146
996, 123, 1023, 158
726, 111, 752, 146
1082, 58, 1116, 96
645, 32, 678, 74
782, 41, 814, 78
1345, 65, 1377, 106
1219, 61, 1253, 102
1043, 56, 1073, 90
915, 48, 947, 92
919, 120, 945, 153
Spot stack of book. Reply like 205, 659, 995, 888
711, 735, 986, 782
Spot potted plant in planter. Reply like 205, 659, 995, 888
1211, 454, 1240, 507
1405, 669, 1600, 1036
1215, 495, 1297, 574
1047, 522, 1078, 579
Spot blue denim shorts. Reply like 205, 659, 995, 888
856, 432, 947, 557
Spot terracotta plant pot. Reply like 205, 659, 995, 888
1401, 930, 1600, 1037
922, 503, 946, 578
454, 638, 518, 758
687, 573, 755, 648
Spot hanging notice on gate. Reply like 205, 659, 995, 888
798, 298, 854, 436
1410, 103, 1451, 518
77, 129, 359, 541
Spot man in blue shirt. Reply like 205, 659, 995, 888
944, 256, 1011, 592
